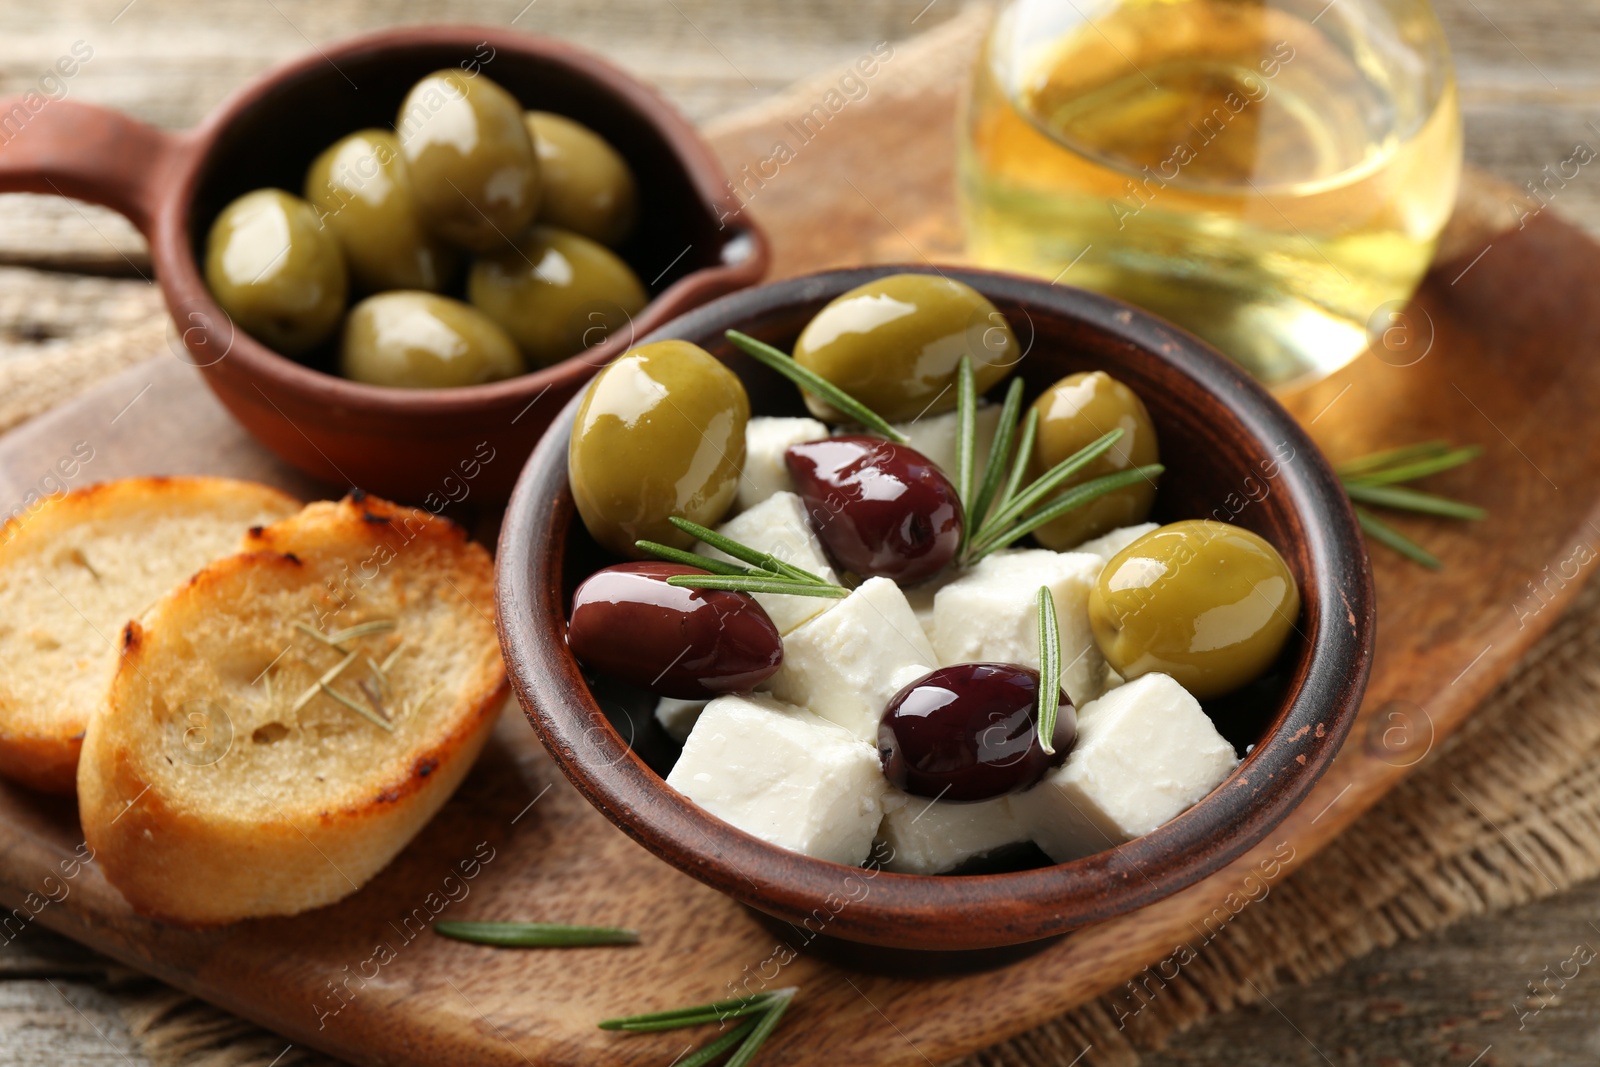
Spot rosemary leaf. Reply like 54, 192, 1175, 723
974, 428, 1126, 546
969, 377, 1025, 530
677, 1019, 761, 1067
669, 517, 833, 585
325, 619, 397, 645
379, 642, 406, 674
1340, 445, 1482, 488
289, 650, 359, 714
295, 618, 394, 651
434, 921, 640, 948
667, 575, 849, 598
725, 330, 906, 443
1354, 506, 1440, 569
1344, 482, 1486, 520
365, 654, 389, 694
724, 987, 796, 1067
968, 465, 1165, 559
1334, 440, 1452, 478
955, 355, 977, 509
320, 681, 396, 732
357, 678, 390, 721
994, 407, 1039, 519
1036, 587, 1061, 756
294, 621, 346, 650
598, 989, 793, 1031
635, 540, 753, 577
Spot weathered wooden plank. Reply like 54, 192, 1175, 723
1140, 876, 1600, 1067
0, 265, 160, 360
0, 195, 148, 277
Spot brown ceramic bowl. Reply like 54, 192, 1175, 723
496, 266, 1374, 951
0, 27, 766, 502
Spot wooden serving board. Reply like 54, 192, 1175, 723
5, 11, 1600, 1066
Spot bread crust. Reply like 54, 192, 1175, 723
77, 494, 506, 924
0, 477, 300, 794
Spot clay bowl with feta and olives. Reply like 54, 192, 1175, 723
496, 265, 1374, 952
0, 26, 767, 502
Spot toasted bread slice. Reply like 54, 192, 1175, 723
77, 494, 506, 924
0, 477, 300, 794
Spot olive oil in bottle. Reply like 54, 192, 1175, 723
959, 0, 1462, 387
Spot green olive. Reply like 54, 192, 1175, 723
304, 129, 457, 293
467, 225, 648, 367
791, 273, 1019, 423
1030, 371, 1160, 549
569, 340, 748, 557
395, 70, 540, 252
1088, 520, 1300, 699
203, 188, 348, 356
526, 111, 638, 247
339, 291, 523, 389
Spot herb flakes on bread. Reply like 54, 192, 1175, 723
0, 477, 300, 794
77, 493, 506, 924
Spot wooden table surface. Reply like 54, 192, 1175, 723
2, 1, 1599, 1064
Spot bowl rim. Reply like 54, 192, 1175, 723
149, 23, 768, 417
496, 265, 1375, 950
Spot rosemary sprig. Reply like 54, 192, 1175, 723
957, 409, 1163, 564
724, 330, 906, 443
637, 517, 851, 598
600, 987, 797, 1067
295, 618, 396, 651
969, 466, 1165, 557
320, 681, 395, 732
1334, 440, 1453, 478
1354, 506, 1441, 570
1339, 444, 1482, 487
668, 517, 833, 586
1036, 587, 1061, 755
666, 574, 849, 598
678, 1019, 761, 1067
634, 540, 753, 577
290, 649, 358, 714
1337, 441, 1483, 568
434, 921, 639, 947
975, 428, 1125, 541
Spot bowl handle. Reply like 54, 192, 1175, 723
0, 99, 184, 235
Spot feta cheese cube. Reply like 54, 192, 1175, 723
765, 576, 939, 742
1010, 673, 1238, 863
1075, 522, 1159, 563
696, 491, 839, 634
877, 792, 1028, 874
665, 692, 887, 865
737, 417, 830, 512
887, 404, 1003, 478
654, 696, 707, 743
931, 549, 1107, 704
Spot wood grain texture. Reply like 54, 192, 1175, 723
1, 8, 1599, 1067
2, 0, 1600, 1064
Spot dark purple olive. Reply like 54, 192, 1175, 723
784, 435, 963, 586
878, 663, 1076, 801
567, 562, 782, 699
